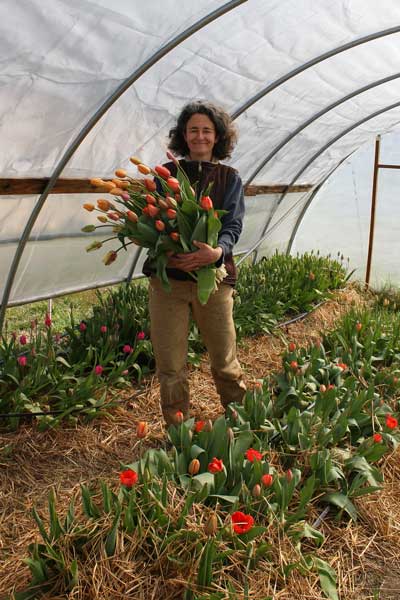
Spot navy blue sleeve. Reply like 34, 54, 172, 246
216, 170, 245, 259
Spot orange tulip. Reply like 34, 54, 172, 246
154, 165, 171, 179
188, 458, 200, 476
136, 421, 148, 438
155, 219, 165, 231
97, 198, 111, 211
145, 194, 156, 205
115, 168, 127, 178
90, 177, 105, 187
126, 210, 138, 223
83, 203, 95, 211
166, 177, 180, 192
170, 232, 180, 242
102, 181, 116, 191
200, 196, 213, 210
145, 205, 159, 218
138, 164, 152, 175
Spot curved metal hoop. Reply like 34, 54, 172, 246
244, 72, 400, 187
0, 0, 246, 333
239, 100, 400, 265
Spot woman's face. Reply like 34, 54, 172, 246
184, 113, 218, 161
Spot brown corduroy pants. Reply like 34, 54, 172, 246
149, 277, 246, 425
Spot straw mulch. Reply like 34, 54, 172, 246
1, 285, 399, 599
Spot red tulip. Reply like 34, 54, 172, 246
123, 344, 132, 354
290, 360, 298, 370
261, 473, 273, 487
356, 322, 362, 332
120, 468, 138, 487
166, 177, 180, 192
44, 314, 52, 328
144, 178, 157, 192
17, 355, 27, 367
208, 457, 224, 473
166, 208, 177, 219
144, 205, 159, 218
194, 420, 206, 433
231, 511, 254, 535
286, 469, 293, 482
154, 165, 171, 179
245, 448, 262, 462
373, 433, 383, 443
146, 194, 156, 205
175, 411, 184, 424
19, 334, 27, 345
155, 220, 165, 231
94, 365, 104, 375
385, 415, 398, 430
79, 322, 87, 332
288, 342, 296, 352
200, 196, 213, 210
170, 232, 180, 242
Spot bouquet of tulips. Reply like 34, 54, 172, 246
82, 152, 228, 305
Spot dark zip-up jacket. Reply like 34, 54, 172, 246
142, 159, 245, 286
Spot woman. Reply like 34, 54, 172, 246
143, 101, 246, 426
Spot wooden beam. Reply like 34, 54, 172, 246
0, 178, 313, 196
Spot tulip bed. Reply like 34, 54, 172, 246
14, 304, 400, 600
0, 252, 348, 429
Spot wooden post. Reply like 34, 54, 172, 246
365, 136, 380, 287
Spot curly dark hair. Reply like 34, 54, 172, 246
168, 101, 238, 160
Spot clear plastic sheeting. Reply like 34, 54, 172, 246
292, 130, 400, 286
3, 0, 400, 307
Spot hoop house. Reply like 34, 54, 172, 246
2, 0, 400, 331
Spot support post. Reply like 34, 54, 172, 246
365, 136, 380, 287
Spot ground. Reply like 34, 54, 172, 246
1, 286, 400, 599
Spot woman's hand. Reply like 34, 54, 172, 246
167, 241, 223, 272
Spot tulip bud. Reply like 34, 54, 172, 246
290, 360, 298, 370
108, 212, 120, 221
138, 164, 152, 175
109, 187, 124, 196
174, 411, 184, 424
81, 225, 96, 233
319, 384, 327, 393
126, 210, 138, 223
115, 168, 127, 178
158, 198, 169, 210
252, 484, 262, 498
144, 179, 157, 192
355, 322, 362, 332
136, 421, 148, 439
97, 198, 112, 211
200, 196, 213, 210
170, 232, 180, 242
188, 458, 200, 476
166, 196, 177, 209
103, 181, 116, 191
90, 177, 105, 187
204, 514, 218, 536
86, 241, 103, 252
286, 469, 293, 482
203, 419, 213, 432
227, 427, 234, 444
166, 208, 177, 219
145, 205, 159, 218
102, 250, 118, 265
261, 473, 273, 487
130, 156, 142, 165
166, 177, 180, 192
146, 194, 156, 205
288, 342, 296, 352
309, 272, 315, 281
97, 215, 108, 223
154, 165, 171, 179
155, 220, 165, 231
83, 203, 95, 211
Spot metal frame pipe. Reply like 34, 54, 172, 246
0, 0, 247, 334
